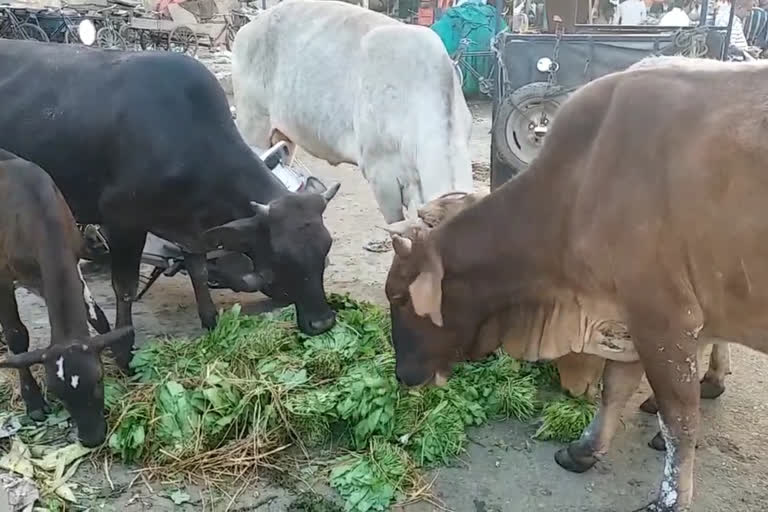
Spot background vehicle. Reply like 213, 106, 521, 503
490, 0, 734, 189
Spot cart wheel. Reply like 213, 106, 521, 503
492, 82, 567, 176
96, 27, 126, 50
139, 29, 153, 50
19, 23, 49, 42
119, 25, 140, 50
168, 25, 198, 56
139, 29, 166, 50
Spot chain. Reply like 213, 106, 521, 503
547, 27, 563, 88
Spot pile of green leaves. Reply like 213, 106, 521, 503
104, 294, 596, 512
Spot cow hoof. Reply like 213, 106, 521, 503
649, 431, 666, 451
27, 404, 49, 423
700, 378, 725, 400
111, 353, 135, 377
554, 444, 598, 473
639, 396, 659, 415
201, 313, 218, 331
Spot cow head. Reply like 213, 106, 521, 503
0, 326, 134, 447
385, 193, 490, 387
203, 184, 340, 335
384, 222, 458, 387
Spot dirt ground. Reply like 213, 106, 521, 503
6, 82, 768, 511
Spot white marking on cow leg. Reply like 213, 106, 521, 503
658, 417, 680, 508
70, 375, 80, 389
77, 263, 99, 324
55, 357, 65, 381
740, 257, 752, 295
434, 372, 448, 387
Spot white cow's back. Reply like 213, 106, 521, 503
232, 0, 473, 221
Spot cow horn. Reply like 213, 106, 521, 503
249, 201, 271, 216
321, 182, 341, 202
89, 326, 135, 352
0, 348, 47, 369
380, 218, 429, 236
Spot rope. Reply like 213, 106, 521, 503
672, 27, 710, 58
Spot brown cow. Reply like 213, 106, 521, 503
0, 149, 132, 446
416, 191, 734, 449
384, 56, 768, 511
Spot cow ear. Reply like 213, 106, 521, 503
392, 235, 412, 257
203, 217, 261, 250
409, 249, 444, 327
0, 348, 48, 369
321, 182, 341, 203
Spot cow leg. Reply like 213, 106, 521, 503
554, 359, 644, 473
108, 228, 146, 372
0, 279, 48, 421
640, 342, 724, 415
367, 172, 405, 224
634, 330, 700, 512
648, 342, 731, 452
700, 343, 729, 399
183, 252, 218, 330
234, 108, 272, 151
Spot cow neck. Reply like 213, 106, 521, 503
233, 157, 291, 211
36, 222, 90, 344
433, 166, 565, 316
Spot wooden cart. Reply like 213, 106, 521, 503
121, 1, 246, 56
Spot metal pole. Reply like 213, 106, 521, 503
495, 0, 503, 34
720, 0, 737, 60
698, 0, 709, 27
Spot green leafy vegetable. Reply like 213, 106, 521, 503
100, 293, 595, 511
534, 396, 597, 442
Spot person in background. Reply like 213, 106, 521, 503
688, 0, 717, 23
659, 0, 692, 24
615, 0, 648, 24
593, 0, 617, 23
715, 0, 752, 55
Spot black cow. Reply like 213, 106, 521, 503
0, 148, 133, 446
0, 40, 340, 371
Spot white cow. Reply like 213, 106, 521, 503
231, 0, 474, 224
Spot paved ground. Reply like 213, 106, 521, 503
3, 63, 768, 511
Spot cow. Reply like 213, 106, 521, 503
383, 55, 768, 511
231, 0, 474, 226
0, 149, 133, 446
407, 191, 733, 451
0, 40, 341, 373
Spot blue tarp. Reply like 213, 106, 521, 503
431, 3, 506, 96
